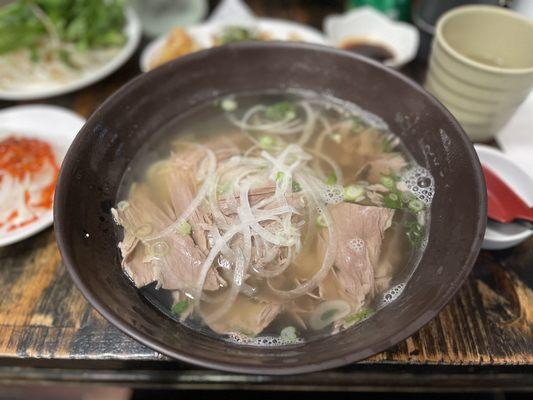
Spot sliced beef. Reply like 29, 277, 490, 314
204, 294, 281, 337
318, 202, 394, 312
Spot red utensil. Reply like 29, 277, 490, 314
483, 165, 533, 223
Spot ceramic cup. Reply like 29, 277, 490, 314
425, 5, 533, 141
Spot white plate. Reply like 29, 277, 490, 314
0, 105, 85, 246
0, 8, 141, 101
475, 144, 533, 250
140, 18, 328, 72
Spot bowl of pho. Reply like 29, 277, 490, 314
55, 42, 486, 374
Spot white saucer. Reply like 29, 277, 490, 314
475, 144, 533, 250
0, 105, 85, 246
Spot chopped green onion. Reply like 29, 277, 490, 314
175, 220, 192, 236
351, 116, 366, 134
171, 300, 189, 316
280, 326, 298, 341
408, 198, 425, 213
275, 171, 285, 182
321, 309, 338, 321
331, 132, 342, 144
292, 180, 302, 193
259, 135, 276, 149
325, 171, 337, 185
316, 214, 327, 228
406, 220, 424, 247
265, 101, 296, 121
383, 193, 401, 209
345, 308, 374, 325
343, 185, 365, 202
221, 99, 237, 112
380, 176, 395, 190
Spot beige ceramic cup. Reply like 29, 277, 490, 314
425, 5, 533, 141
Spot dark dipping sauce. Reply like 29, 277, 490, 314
341, 39, 394, 63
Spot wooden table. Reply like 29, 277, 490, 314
0, 0, 531, 392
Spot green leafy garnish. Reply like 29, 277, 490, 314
171, 300, 189, 316
380, 176, 395, 190
345, 308, 374, 325
275, 171, 285, 182
343, 185, 365, 202
259, 135, 276, 149
265, 101, 296, 121
320, 309, 338, 321
406, 220, 424, 246
292, 180, 302, 193
0, 0, 127, 56
316, 214, 327, 228
351, 116, 366, 134
383, 192, 401, 209
218, 26, 256, 45
175, 220, 192, 236
280, 326, 298, 341
325, 171, 337, 185
408, 198, 425, 213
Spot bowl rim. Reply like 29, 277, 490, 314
55, 41, 486, 375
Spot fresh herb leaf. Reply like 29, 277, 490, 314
406, 220, 424, 247
275, 171, 285, 182
383, 192, 401, 209
320, 308, 338, 321
218, 26, 256, 45
345, 308, 374, 324
171, 300, 189, 316
265, 101, 296, 121
259, 135, 275, 149
325, 171, 337, 185
292, 180, 302, 193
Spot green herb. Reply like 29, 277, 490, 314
406, 220, 424, 247
320, 309, 338, 321
316, 214, 327, 228
325, 171, 337, 185
351, 116, 366, 134
221, 98, 237, 112
292, 180, 302, 193
380, 176, 395, 190
0, 0, 127, 56
265, 101, 296, 121
171, 300, 189, 316
408, 198, 425, 213
383, 192, 401, 209
218, 26, 256, 45
58, 48, 77, 68
275, 171, 285, 182
175, 220, 192, 236
259, 135, 276, 149
343, 185, 364, 202
331, 132, 342, 144
345, 308, 374, 325
280, 326, 298, 341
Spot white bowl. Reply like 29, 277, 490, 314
0, 105, 85, 246
0, 8, 141, 101
323, 6, 419, 68
140, 18, 328, 72
475, 144, 533, 250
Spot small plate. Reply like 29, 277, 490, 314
0, 8, 141, 101
323, 7, 419, 68
0, 105, 85, 246
140, 18, 328, 72
475, 144, 533, 250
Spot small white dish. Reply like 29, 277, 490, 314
475, 144, 533, 250
140, 18, 328, 72
0, 105, 85, 246
323, 7, 419, 68
0, 8, 141, 101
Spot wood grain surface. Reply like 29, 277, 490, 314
0, 0, 531, 387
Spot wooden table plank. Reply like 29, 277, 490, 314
0, 0, 531, 386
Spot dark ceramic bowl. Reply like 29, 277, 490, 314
55, 42, 486, 374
